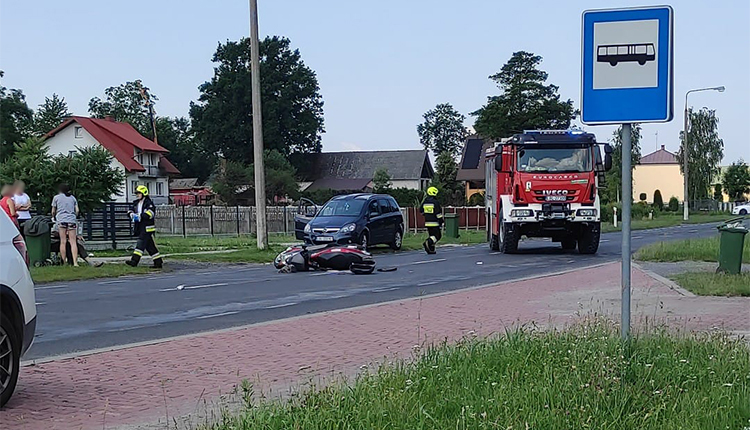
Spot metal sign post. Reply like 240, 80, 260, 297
581, 6, 674, 339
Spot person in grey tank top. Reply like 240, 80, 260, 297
51, 183, 80, 266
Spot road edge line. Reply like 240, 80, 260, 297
23, 260, 617, 366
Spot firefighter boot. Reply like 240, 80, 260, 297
422, 239, 430, 254
151, 256, 163, 269
425, 237, 437, 255
126, 254, 141, 267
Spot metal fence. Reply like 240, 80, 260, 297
74, 204, 490, 247
688, 200, 740, 213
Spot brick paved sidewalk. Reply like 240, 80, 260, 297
2, 262, 748, 430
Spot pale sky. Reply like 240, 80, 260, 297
1, 0, 748, 163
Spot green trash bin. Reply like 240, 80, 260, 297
23, 216, 52, 267
444, 213, 459, 238
717, 220, 748, 274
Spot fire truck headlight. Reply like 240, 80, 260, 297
576, 209, 597, 217
511, 209, 533, 217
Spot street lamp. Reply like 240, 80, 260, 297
682, 86, 725, 221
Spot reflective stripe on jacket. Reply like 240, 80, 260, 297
420, 196, 443, 228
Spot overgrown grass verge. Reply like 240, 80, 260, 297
30, 263, 151, 284
208, 322, 749, 430
635, 236, 750, 263
601, 213, 730, 233
671, 272, 750, 297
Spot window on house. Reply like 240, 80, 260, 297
74, 126, 83, 138
132, 181, 139, 194
156, 182, 163, 196
136, 152, 143, 164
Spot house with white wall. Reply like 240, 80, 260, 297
44, 116, 180, 204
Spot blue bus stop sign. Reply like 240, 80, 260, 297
581, 6, 673, 124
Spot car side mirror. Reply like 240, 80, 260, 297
603, 144, 613, 171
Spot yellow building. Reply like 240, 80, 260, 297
633, 145, 684, 203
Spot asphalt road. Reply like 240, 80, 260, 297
27, 223, 720, 360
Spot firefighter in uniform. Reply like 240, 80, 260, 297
420, 186, 443, 254
126, 185, 163, 268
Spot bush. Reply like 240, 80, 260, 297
668, 196, 679, 212
632, 201, 652, 219
653, 190, 664, 210
467, 192, 485, 206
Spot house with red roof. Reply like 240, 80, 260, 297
44, 116, 180, 204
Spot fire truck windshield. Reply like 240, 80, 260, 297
517, 146, 592, 173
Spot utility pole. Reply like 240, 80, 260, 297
249, 0, 268, 249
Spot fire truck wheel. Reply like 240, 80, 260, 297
561, 238, 577, 250
578, 223, 601, 254
489, 234, 500, 251
498, 223, 519, 254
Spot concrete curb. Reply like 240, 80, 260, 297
633, 262, 696, 297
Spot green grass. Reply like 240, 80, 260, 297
98, 231, 488, 263
30, 263, 151, 284
601, 213, 730, 233
671, 272, 750, 297
208, 322, 750, 430
635, 236, 750, 263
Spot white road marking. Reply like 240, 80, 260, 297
405, 258, 447, 266
372, 287, 399, 293
98, 280, 126, 285
35, 302, 46, 306
600, 239, 610, 243
196, 311, 239, 320
35, 285, 68, 290
417, 281, 440, 287
265, 302, 298, 309
159, 282, 228, 292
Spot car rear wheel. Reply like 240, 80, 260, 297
390, 228, 403, 250
0, 314, 20, 408
740, 209, 748, 215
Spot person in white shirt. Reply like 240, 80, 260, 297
12, 180, 32, 230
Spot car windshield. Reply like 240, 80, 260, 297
517, 146, 593, 173
318, 199, 365, 217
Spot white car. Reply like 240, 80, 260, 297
0, 212, 36, 407
732, 203, 750, 216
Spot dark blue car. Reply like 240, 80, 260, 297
295, 194, 404, 250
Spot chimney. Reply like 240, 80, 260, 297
104, 116, 115, 122
660, 145, 665, 150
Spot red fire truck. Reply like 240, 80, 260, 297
485, 130, 612, 254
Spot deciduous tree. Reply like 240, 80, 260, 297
155, 117, 215, 182
603, 124, 642, 203
676, 108, 724, 201
0, 71, 33, 161
190, 36, 324, 169
417, 103, 467, 157
722, 160, 750, 201
0, 137, 124, 213
373, 168, 392, 193
89, 80, 157, 138
473, 51, 576, 140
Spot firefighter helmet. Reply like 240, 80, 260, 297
136, 185, 149, 196
427, 186, 439, 196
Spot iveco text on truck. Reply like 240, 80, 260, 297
485, 130, 612, 254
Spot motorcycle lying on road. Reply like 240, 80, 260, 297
274, 243, 376, 274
